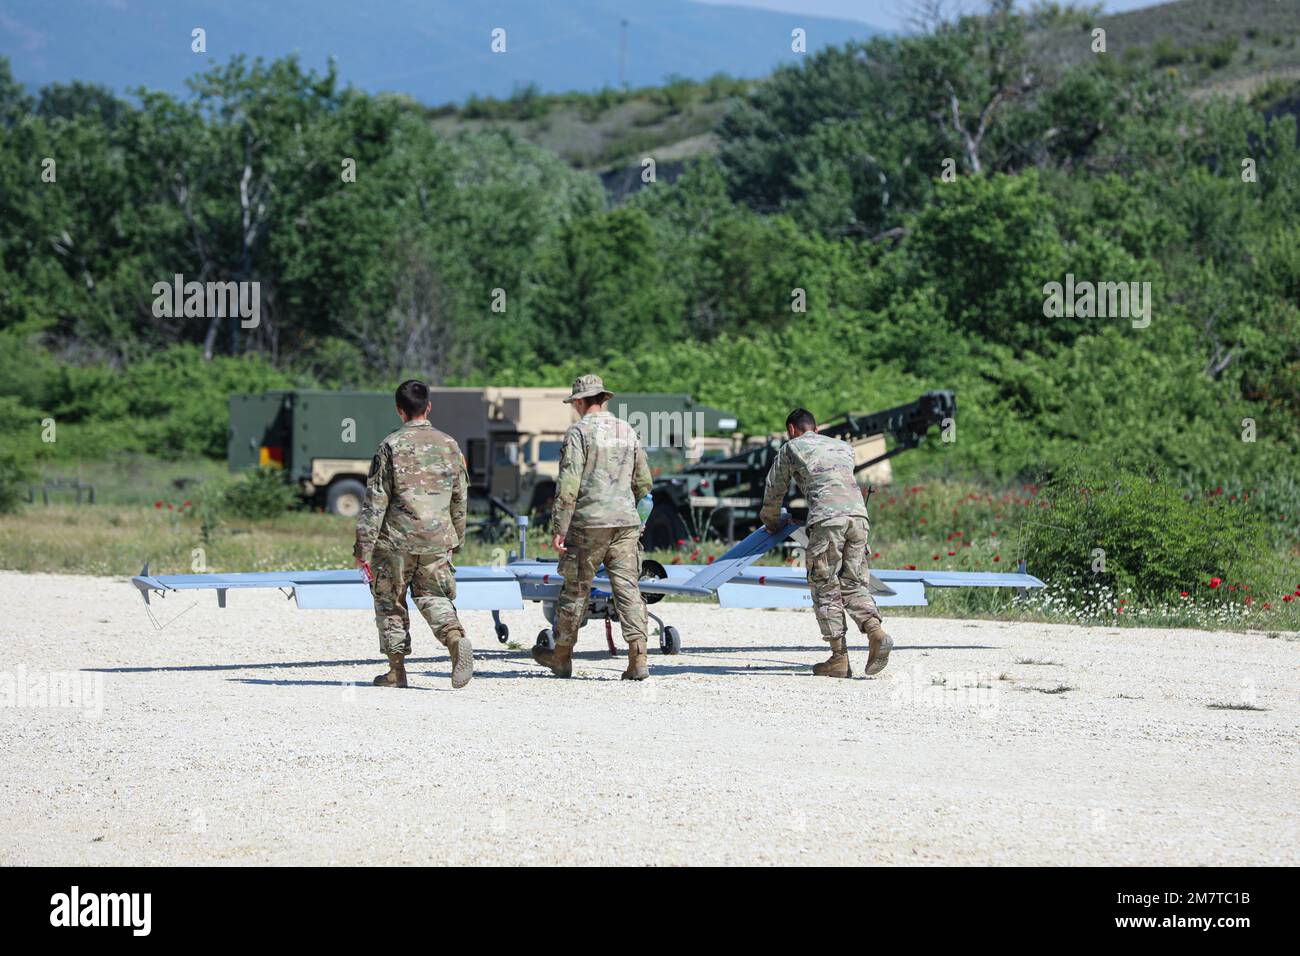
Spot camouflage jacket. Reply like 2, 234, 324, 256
552, 410, 652, 537
354, 420, 467, 563
760, 431, 867, 529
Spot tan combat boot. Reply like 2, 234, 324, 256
373, 652, 408, 688
621, 638, 649, 681
531, 642, 574, 678
864, 620, 893, 675
447, 634, 474, 689
812, 637, 852, 678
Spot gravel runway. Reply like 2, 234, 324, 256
0, 571, 1296, 865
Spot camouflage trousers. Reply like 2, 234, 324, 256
369, 548, 465, 657
553, 525, 648, 648
806, 515, 882, 642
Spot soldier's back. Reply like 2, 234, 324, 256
786, 432, 867, 525
568, 411, 642, 529
379, 421, 463, 552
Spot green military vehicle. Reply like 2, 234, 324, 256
228, 388, 739, 529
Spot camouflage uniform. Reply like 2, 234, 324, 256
551, 405, 653, 648
760, 431, 882, 643
354, 420, 468, 657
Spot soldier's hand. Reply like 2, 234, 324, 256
552, 533, 567, 555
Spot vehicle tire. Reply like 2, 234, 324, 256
327, 479, 367, 517
639, 558, 668, 605
643, 498, 689, 551
535, 628, 555, 651
529, 484, 556, 533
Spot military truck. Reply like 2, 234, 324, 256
227, 388, 739, 528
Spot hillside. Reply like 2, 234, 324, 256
429, 0, 1300, 175
1031, 0, 1300, 96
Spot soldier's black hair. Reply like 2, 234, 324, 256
395, 379, 431, 417
786, 408, 816, 433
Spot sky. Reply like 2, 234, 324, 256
693, 0, 1164, 32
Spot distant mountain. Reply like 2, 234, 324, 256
0, 0, 883, 104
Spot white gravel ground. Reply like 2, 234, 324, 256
0, 570, 1296, 866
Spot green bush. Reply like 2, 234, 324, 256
1151, 37, 1186, 67
1025, 460, 1269, 605
0, 445, 30, 514
219, 467, 299, 521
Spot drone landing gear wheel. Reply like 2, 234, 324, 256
494, 622, 509, 643
660, 626, 682, 656
535, 628, 556, 652
649, 611, 680, 655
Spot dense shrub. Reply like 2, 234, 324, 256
0, 446, 29, 513
1025, 460, 1270, 604
219, 467, 299, 521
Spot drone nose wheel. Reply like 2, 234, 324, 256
535, 628, 556, 652
659, 626, 681, 656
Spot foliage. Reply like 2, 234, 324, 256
1, 2, 1299, 574
218, 466, 300, 521
0, 443, 30, 514
1025, 459, 1270, 604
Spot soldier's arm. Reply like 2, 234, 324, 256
631, 441, 652, 502
759, 444, 792, 533
354, 444, 392, 564
450, 452, 468, 549
551, 428, 585, 538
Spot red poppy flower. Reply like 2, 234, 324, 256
154, 501, 163, 509
947, 551, 956, 556
1285, 595, 1294, 603
992, 555, 1000, 562
1180, 591, 1189, 598
1209, 577, 1222, 589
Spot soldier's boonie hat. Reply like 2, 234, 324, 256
563, 373, 612, 403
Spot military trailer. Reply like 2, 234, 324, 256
227, 388, 740, 528
642, 391, 957, 548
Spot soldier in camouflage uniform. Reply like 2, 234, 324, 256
532, 374, 654, 680
760, 408, 892, 678
354, 379, 473, 689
